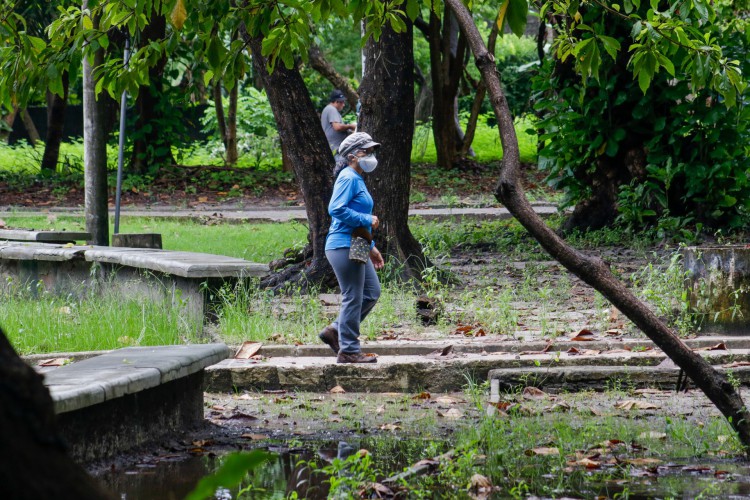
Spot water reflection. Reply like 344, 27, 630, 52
102, 437, 430, 500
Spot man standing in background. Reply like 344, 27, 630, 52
321, 89, 356, 156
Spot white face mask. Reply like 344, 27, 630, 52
358, 154, 378, 173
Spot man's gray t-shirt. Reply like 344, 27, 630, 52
321, 104, 348, 152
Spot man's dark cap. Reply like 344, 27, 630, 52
329, 89, 346, 102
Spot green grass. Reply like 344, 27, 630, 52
411, 115, 538, 165
0, 285, 201, 354
0, 216, 308, 261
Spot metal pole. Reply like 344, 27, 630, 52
114, 37, 130, 235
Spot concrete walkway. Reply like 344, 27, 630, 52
0, 203, 561, 223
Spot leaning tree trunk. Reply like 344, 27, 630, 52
0, 328, 114, 499
20, 108, 40, 146
461, 20, 499, 157
359, 17, 430, 281
41, 72, 70, 172
245, 34, 335, 290
83, 2, 109, 246
308, 43, 359, 110
444, 0, 750, 451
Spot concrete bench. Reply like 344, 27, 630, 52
44, 343, 230, 462
0, 228, 91, 243
0, 242, 269, 332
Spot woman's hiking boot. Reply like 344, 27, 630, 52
337, 352, 378, 364
318, 325, 340, 355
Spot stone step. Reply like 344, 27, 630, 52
205, 347, 750, 393
489, 364, 750, 402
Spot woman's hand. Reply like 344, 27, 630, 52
370, 247, 384, 270
371, 215, 380, 229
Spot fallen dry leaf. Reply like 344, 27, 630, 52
694, 342, 727, 351
567, 458, 601, 468
413, 392, 431, 400
240, 433, 268, 441
435, 396, 464, 404
570, 328, 595, 341
234, 341, 262, 359
623, 457, 662, 466
360, 482, 393, 498
605, 328, 624, 336
0, 219, 6, 228
235, 393, 260, 401
469, 473, 493, 494
614, 400, 660, 410
37, 358, 70, 367
723, 361, 750, 368
639, 431, 667, 440
438, 408, 464, 419
379, 423, 402, 431
329, 385, 346, 394
525, 447, 560, 456
523, 387, 548, 399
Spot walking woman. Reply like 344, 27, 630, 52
318, 132, 384, 363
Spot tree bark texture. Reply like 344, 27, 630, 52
20, 108, 40, 146
308, 43, 359, 110
245, 35, 334, 290
41, 72, 70, 172
83, 3, 109, 246
225, 80, 238, 165
444, 0, 750, 452
428, 5, 467, 169
0, 327, 114, 499
461, 20, 499, 157
130, 13, 174, 174
213, 82, 227, 147
359, 18, 429, 281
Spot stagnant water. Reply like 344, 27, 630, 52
101, 437, 750, 499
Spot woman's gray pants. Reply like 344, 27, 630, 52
326, 248, 381, 354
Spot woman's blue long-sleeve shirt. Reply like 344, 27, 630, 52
325, 167, 374, 251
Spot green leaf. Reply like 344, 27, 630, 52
82, 15, 93, 30
405, 0, 420, 21
506, 0, 529, 37
203, 70, 214, 87
186, 451, 273, 500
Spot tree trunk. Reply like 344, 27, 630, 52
130, 13, 174, 174
308, 43, 359, 110
225, 79, 238, 165
41, 72, 70, 172
83, 3, 109, 246
0, 328, 114, 499
213, 81, 227, 147
428, 5, 467, 169
445, 0, 750, 452
461, 20, 499, 157
359, 17, 430, 281
20, 108, 40, 146
245, 34, 335, 291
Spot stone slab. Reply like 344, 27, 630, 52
45, 343, 230, 414
0, 242, 85, 261
489, 364, 750, 400
0, 228, 91, 242
205, 347, 750, 393
83, 246, 269, 278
